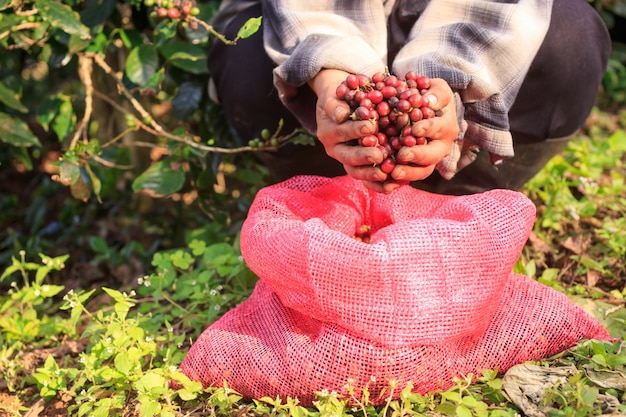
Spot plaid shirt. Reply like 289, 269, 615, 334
217, 0, 553, 178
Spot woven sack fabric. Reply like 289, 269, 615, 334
179, 175, 610, 405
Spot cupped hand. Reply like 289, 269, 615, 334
309, 70, 388, 185
389, 78, 460, 184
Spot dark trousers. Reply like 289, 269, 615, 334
208, 0, 611, 195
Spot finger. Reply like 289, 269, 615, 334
396, 139, 452, 166
345, 162, 388, 183
390, 162, 437, 182
422, 78, 453, 110
323, 97, 352, 123
361, 180, 404, 194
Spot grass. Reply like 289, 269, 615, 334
1, 107, 626, 417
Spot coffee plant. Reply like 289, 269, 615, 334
0, 0, 314, 215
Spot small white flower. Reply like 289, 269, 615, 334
214, 304, 221, 311
34, 289, 41, 296
209, 289, 217, 296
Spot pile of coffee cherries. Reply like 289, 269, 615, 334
336, 71, 439, 173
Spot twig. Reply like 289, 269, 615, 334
0, 22, 41, 42
92, 154, 134, 170
69, 54, 94, 150
90, 51, 302, 154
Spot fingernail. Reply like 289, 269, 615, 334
334, 108, 346, 121
359, 125, 373, 135
426, 95, 438, 107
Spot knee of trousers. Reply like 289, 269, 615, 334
509, 0, 611, 139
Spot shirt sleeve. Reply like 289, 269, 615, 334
261, 0, 390, 133
392, 0, 554, 178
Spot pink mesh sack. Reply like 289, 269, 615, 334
179, 175, 610, 405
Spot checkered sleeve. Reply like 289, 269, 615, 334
261, 0, 391, 133
392, 0, 553, 178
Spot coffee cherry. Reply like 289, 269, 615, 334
167, 7, 180, 19
396, 99, 411, 113
352, 106, 371, 121
402, 135, 417, 147
336, 83, 350, 99
371, 72, 386, 83
359, 134, 379, 147
380, 157, 396, 174
408, 93, 423, 108
409, 108, 423, 123
376, 101, 391, 117
345, 74, 360, 90
381, 85, 397, 99
336, 70, 440, 178
367, 90, 384, 104
404, 70, 418, 81
416, 75, 431, 90
421, 107, 437, 119
156, 7, 168, 18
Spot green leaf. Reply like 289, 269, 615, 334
114, 351, 132, 375
125, 45, 159, 86
51, 99, 75, 141
34, 0, 90, 39
84, 162, 102, 203
0, 82, 27, 113
134, 371, 167, 392
176, 388, 198, 401
59, 159, 80, 185
0, 112, 41, 147
139, 401, 161, 417
79, 0, 116, 28
158, 41, 208, 74
89, 236, 109, 253
609, 129, 626, 152
172, 81, 203, 118
455, 405, 472, 417
132, 160, 186, 195
70, 176, 92, 202
236, 16, 262, 39
0, 0, 12, 11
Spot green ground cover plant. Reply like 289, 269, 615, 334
1, 0, 626, 415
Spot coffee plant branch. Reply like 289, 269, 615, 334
0, 22, 41, 43
88, 51, 304, 155
70, 54, 94, 150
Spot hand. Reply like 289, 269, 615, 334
309, 70, 388, 186
387, 78, 459, 185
